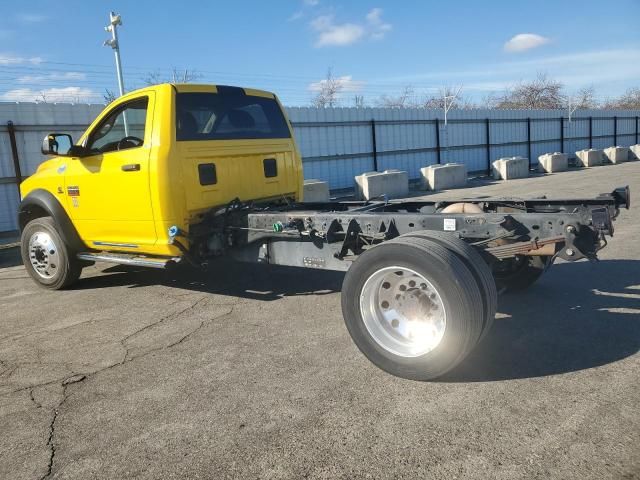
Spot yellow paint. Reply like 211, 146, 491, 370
20, 83, 304, 256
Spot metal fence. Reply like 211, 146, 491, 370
1, 103, 639, 232
286, 107, 640, 189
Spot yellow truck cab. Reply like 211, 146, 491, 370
17, 82, 630, 381
19, 83, 303, 272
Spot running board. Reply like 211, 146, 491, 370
76, 252, 181, 269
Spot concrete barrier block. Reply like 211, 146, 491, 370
538, 152, 568, 173
302, 179, 330, 202
420, 163, 467, 190
630, 144, 640, 160
491, 156, 529, 180
603, 146, 629, 164
575, 149, 603, 167
354, 169, 409, 200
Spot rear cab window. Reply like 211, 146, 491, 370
175, 88, 291, 141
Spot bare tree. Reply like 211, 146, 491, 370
143, 67, 202, 86
103, 89, 117, 104
353, 95, 365, 108
480, 92, 500, 109
565, 86, 597, 121
143, 71, 164, 86
603, 87, 640, 109
169, 67, 202, 83
420, 86, 475, 110
312, 68, 343, 108
571, 86, 597, 109
377, 85, 416, 108
495, 73, 565, 109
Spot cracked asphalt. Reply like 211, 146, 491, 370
1, 162, 639, 479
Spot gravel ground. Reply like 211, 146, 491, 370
1, 162, 639, 479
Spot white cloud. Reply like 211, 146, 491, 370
17, 72, 87, 83
504, 33, 550, 53
308, 75, 365, 93
366, 8, 392, 40
311, 8, 391, 47
0, 53, 43, 65
376, 48, 640, 97
16, 14, 47, 23
312, 16, 365, 47
288, 11, 304, 22
0, 87, 98, 103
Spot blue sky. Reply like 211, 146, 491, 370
1, 0, 639, 106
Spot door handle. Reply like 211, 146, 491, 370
121, 163, 140, 172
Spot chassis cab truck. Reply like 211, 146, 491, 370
18, 84, 630, 380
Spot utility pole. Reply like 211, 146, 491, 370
103, 12, 128, 134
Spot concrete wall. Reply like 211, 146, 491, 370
1, 102, 639, 232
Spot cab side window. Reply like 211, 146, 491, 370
87, 98, 148, 154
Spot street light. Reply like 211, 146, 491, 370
103, 12, 128, 134
104, 12, 125, 97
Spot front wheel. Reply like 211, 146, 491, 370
20, 216, 82, 290
341, 237, 485, 381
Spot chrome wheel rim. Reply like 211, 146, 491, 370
359, 266, 446, 357
28, 231, 60, 279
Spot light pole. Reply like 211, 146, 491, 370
103, 12, 128, 134
104, 12, 125, 97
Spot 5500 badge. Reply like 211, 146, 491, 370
67, 185, 80, 207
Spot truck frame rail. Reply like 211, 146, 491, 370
186, 186, 629, 272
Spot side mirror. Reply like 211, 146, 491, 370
42, 133, 73, 156
41, 134, 90, 157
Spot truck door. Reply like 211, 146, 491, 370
63, 93, 157, 251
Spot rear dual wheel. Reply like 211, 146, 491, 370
493, 255, 550, 293
341, 233, 496, 381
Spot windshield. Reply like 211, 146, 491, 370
175, 90, 291, 141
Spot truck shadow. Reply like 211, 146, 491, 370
443, 259, 640, 382
79, 259, 346, 301
78, 258, 640, 382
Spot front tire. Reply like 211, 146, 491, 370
20, 216, 82, 290
341, 237, 485, 381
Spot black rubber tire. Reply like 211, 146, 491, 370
395, 231, 498, 341
341, 237, 485, 381
20, 216, 82, 290
493, 256, 549, 293
389, 237, 485, 354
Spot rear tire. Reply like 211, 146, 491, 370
493, 256, 549, 293
20, 216, 82, 290
341, 237, 485, 381
396, 231, 497, 341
